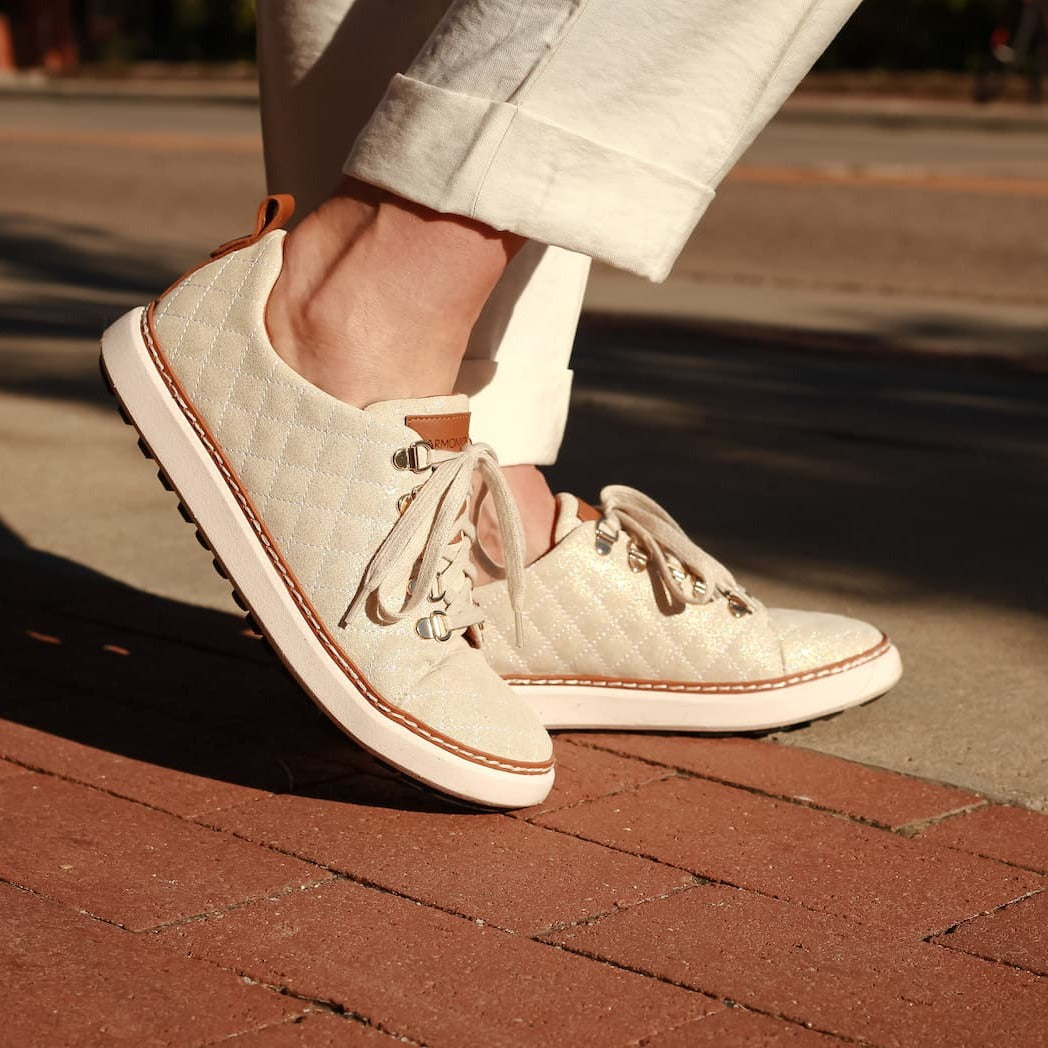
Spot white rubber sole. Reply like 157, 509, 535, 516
510, 643, 902, 732
100, 307, 554, 809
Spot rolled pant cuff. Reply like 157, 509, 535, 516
455, 360, 573, 468
344, 74, 715, 282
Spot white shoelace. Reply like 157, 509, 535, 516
599, 485, 759, 612
340, 442, 526, 643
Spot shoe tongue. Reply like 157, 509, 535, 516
552, 493, 602, 544
365, 394, 471, 452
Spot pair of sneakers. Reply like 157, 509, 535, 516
99, 197, 901, 809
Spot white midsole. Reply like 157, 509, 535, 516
101, 308, 553, 808
511, 644, 903, 732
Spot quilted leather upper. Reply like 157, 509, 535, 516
475, 500, 883, 684
151, 233, 550, 763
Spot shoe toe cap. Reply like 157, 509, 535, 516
769, 608, 887, 675
398, 650, 553, 766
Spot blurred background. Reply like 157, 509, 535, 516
2, 1, 1046, 98
1, 3, 1047, 807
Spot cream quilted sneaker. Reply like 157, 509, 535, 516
99, 196, 553, 807
475, 486, 902, 731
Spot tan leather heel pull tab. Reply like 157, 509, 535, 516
209, 194, 296, 260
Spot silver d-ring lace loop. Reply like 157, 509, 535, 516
594, 517, 619, 555
341, 441, 527, 644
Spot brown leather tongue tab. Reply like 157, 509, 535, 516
404, 412, 471, 452
576, 498, 602, 522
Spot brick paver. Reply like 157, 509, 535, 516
920, 803, 1048, 873
0, 757, 27, 782
513, 737, 670, 817
637, 1008, 848, 1046
1, 704, 290, 818
932, 890, 1048, 975
547, 883, 1048, 1047
156, 878, 719, 1047
206, 1013, 403, 1047
567, 733, 982, 829
205, 772, 695, 934
0, 883, 306, 1046
534, 774, 1039, 935
6, 613, 386, 777
3, 686, 1046, 1046
0, 772, 328, 929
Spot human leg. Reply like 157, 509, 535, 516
257, 0, 590, 576
335, 0, 899, 722
256, 0, 588, 466
257, 1, 869, 572
251, 0, 901, 733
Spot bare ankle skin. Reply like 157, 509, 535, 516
266, 177, 524, 408
264, 179, 552, 586
474, 464, 558, 585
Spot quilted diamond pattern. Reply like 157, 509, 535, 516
768, 609, 883, 674
476, 516, 882, 685
150, 233, 550, 763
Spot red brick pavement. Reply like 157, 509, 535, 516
2, 616, 1047, 1046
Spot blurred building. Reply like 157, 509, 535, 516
0, 0, 255, 72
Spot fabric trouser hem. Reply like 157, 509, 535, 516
344, 74, 715, 282
455, 360, 573, 467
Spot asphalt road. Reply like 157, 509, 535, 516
3, 93, 1047, 304
2, 95, 1047, 807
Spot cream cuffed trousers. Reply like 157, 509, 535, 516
257, 0, 859, 465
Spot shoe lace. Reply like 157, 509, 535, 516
599, 485, 760, 614
340, 442, 526, 644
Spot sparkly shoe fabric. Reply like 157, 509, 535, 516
475, 490, 888, 687
150, 230, 552, 768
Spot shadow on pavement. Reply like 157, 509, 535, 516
0, 213, 183, 337
549, 317, 1048, 616
0, 519, 467, 815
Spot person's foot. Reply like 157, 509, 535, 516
475, 486, 902, 731
99, 197, 553, 807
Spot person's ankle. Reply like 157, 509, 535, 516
265, 178, 522, 408
474, 464, 557, 586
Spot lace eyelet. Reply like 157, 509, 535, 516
626, 542, 648, 573
595, 517, 619, 556
416, 610, 451, 641
393, 441, 433, 472
397, 487, 420, 514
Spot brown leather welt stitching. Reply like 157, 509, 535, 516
141, 305, 552, 775
503, 635, 893, 694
